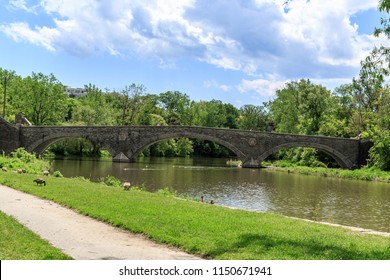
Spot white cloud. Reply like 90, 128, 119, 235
237, 78, 288, 98
8, 0, 38, 13
1, 22, 59, 51
280, 0, 380, 68
0, 0, 386, 80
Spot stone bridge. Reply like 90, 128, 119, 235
0, 117, 371, 168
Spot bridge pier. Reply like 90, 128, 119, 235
112, 152, 133, 163
242, 158, 261, 168
112, 153, 138, 163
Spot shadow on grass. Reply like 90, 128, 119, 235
209, 234, 390, 260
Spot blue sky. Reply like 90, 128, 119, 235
0, 0, 388, 107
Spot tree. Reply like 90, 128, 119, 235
12, 72, 67, 125
158, 91, 190, 125
116, 84, 147, 125
269, 79, 331, 135
318, 84, 354, 138
223, 103, 240, 129
200, 100, 227, 128
268, 79, 336, 166
0, 68, 18, 121
137, 94, 164, 125
375, 0, 390, 39
369, 130, 390, 170
71, 84, 115, 125
237, 104, 268, 131
343, 0, 390, 170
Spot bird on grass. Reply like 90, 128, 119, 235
122, 182, 131, 190
33, 178, 46, 186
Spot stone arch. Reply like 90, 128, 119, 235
257, 142, 354, 169
26, 134, 116, 157
128, 131, 245, 160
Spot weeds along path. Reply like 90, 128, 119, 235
0, 184, 201, 260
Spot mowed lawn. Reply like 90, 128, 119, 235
1, 172, 390, 260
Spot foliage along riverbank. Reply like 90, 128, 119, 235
1, 151, 390, 260
262, 160, 390, 183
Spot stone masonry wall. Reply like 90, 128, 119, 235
0, 117, 20, 154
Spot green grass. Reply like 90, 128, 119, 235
0, 210, 72, 260
1, 172, 390, 260
263, 161, 390, 182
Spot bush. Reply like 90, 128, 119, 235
103, 175, 121, 187
10, 148, 37, 163
369, 131, 390, 171
0, 148, 49, 174
53, 170, 64, 178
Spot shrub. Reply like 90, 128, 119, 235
369, 131, 390, 171
103, 175, 121, 187
53, 170, 64, 178
10, 148, 37, 163
0, 148, 49, 174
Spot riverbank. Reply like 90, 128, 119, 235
1, 172, 390, 260
262, 161, 390, 182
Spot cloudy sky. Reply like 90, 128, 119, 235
0, 0, 387, 107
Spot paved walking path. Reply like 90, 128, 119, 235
0, 184, 201, 260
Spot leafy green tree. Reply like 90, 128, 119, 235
187, 100, 236, 128
375, 0, 390, 41
116, 84, 147, 125
72, 84, 115, 125
176, 138, 194, 157
149, 139, 178, 157
351, 55, 385, 135
223, 103, 240, 129
355, 1, 390, 134
158, 91, 190, 125
369, 130, 390, 170
268, 82, 300, 134
268, 79, 337, 166
237, 104, 268, 131
0, 68, 18, 121
12, 72, 67, 125
269, 79, 331, 135
319, 85, 354, 137
376, 86, 390, 129
200, 100, 227, 127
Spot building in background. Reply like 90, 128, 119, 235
65, 87, 86, 98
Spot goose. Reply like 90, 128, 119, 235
122, 182, 131, 190
33, 178, 46, 186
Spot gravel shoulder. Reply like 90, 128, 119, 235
0, 184, 202, 260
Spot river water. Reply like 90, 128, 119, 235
51, 157, 390, 233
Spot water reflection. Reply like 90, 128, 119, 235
51, 157, 390, 233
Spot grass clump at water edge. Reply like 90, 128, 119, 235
263, 160, 390, 182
